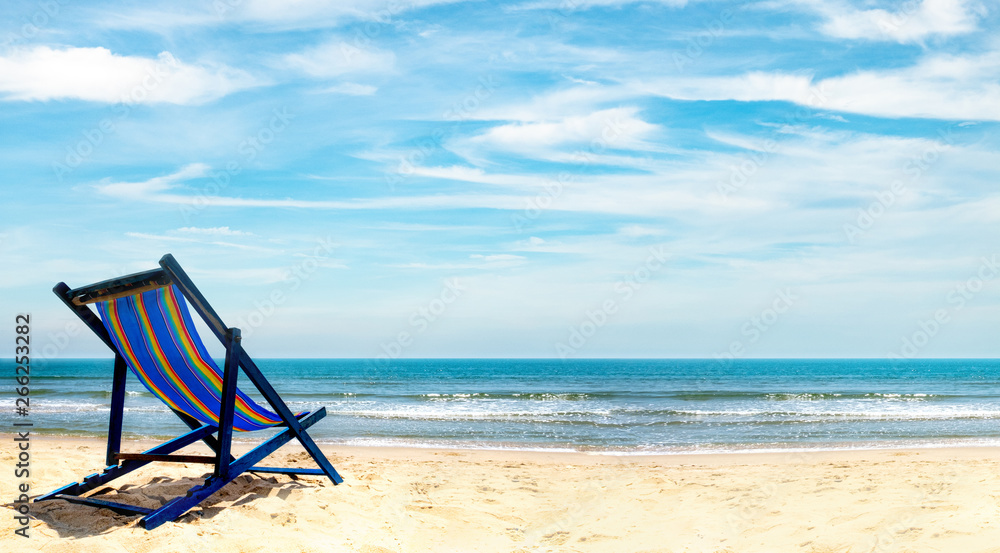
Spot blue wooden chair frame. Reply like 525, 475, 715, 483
35, 254, 343, 530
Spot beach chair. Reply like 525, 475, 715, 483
35, 254, 343, 530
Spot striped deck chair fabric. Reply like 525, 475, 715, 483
96, 285, 287, 431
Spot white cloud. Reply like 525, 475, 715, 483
95, 0, 461, 31
819, 52, 1000, 121
187, 266, 296, 284
392, 253, 527, 270
514, 0, 688, 10
236, 0, 459, 27
90, 162, 738, 216
163, 191, 526, 210
811, 0, 982, 43
470, 254, 525, 261
445, 107, 661, 165
91, 126, 985, 222
466, 107, 658, 155
406, 166, 542, 188
175, 226, 256, 237
124, 232, 278, 253
619, 225, 667, 237
469, 84, 635, 122
643, 49, 1000, 121
319, 82, 378, 95
0, 47, 259, 104
95, 165, 529, 209
281, 39, 395, 78
642, 71, 817, 104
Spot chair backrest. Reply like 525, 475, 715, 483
96, 285, 284, 431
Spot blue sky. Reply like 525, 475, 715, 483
2, 0, 999, 359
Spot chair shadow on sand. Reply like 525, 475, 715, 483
25, 470, 322, 538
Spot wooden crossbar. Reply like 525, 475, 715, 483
114, 454, 219, 464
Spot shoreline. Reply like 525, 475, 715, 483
14, 432, 1000, 465
9, 432, 1000, 458
4, 436, 1000, 551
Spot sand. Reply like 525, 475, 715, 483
3, 436, 1000, 552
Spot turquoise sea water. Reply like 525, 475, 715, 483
7, 358, 1000, 454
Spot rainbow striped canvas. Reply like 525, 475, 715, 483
96, 285, 285, 431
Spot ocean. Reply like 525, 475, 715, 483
8, 358, 1000, 454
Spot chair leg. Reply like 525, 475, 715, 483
36, 413, 332, 530
106, 355, 128, 467
236, 353, 343, 484
292, 409, 344, 484
214, 328, 241, 479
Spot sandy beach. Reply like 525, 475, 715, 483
1, 437, 999, 552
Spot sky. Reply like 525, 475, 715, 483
1, 0, 999, 359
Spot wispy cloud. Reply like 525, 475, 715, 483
233, 0, 463, 28
94, 0, 463, 31
318, 82, 378, 95
463, 84, 635, 122
93, 163, 210, 197
391, 253, 527, 270
641, 49, 1000, 121
94, 165, 528, 210
470, 253, 526, 262
175, 226, 257, 237
513, 0, 689, 10
124, 231, 278, 253
281, 39, 395, 78
406, 166, 543, 188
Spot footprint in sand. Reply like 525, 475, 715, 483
505, 527, 525, 542
541, 531, 570, 545
358, 545, 397, 553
